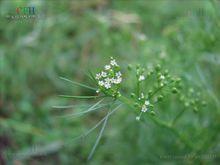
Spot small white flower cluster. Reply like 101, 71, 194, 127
141, 100, 150, 112
139, 75, 145, 81
95, 57, 122, 92
138, 92, 145, 100
136, 97, 150, 121
136, 116, 140, 121
159, 74, 165, 87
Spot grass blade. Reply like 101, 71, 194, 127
59, 76, 97, 91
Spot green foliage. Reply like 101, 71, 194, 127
1, 0, 220, 164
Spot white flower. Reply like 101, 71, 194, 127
98, 81, 104, 86
160, 75, 165, 80
141, 105, 148, 112
136, 116, 140, 121
141, 93, 144, 99
145, 100, 150, 106
96, 73, 101, 80
104, 82, 111, 89
110, 59, 118, 66
96, 57, 122, 93
101, 71, 107, 77
113, 77, 122, 84
105, 65, 111, 70
96, 89, 100, 93
116, 71, 121, 77
105, 78, 112, 83
139, 75, 145, 81
118, 77, 122, 83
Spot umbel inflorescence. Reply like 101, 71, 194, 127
95, 57, 122, 98
57, 57, 206, 160
59, 57, 206, 121
95, 57, 172, 120
86, 57, 205, 121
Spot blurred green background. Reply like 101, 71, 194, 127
0, 0, 220, 164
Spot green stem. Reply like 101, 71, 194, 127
137, 81, 140, 97
118, 95, 134, 109
172, 108, 187, 126
149, 81, 173, 99
145, 115, 194, 150
116, 94, 195, 150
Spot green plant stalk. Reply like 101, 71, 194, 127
118, 95, 134, 109
137, 81, 140, 97
118, 93, 195, 150
144, 114, 195, 150
172, 108, 187, 126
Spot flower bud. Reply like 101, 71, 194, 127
127, 64, 132, 71
147, 70, 153, 76
166, 75, 171, 80
193, 107, 198, 113
190, 100, 195, 105
164, 69, 169, 76
149, 104, 154, 108
158, 95, 164, 101
155, 64, 161, 72
175, 78, 181, 83
148, 90, 153, 96
157, 73, 162, 78
202, 101, 207, 107
117, 92, 121, 97
130, 93, 136, 98
136, 64, 140, 69
184, 102, 189, 107
172, 87, 178, 94
150, 111, 156, 116
134, 103, 139, 107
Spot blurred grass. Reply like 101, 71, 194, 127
0, 0, 220, 164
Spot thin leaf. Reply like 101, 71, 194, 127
52, 104, 86, 109
58, 99, 109, 118
59, 76, 97, 91
59, 95, 103, 99
13, 141, 63, 160
61, 104, 109, 118
65, 104, 122, 145
87, 70, 98, 84
88, 110, 109, 160
52, 103, 108, 109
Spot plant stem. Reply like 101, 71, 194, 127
137, 81, 140, 97
117, 94, 195, 151
118, 95, 134, 109
172, 108, 187, 126
145, 115, 195, 150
